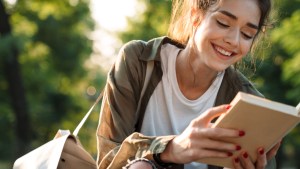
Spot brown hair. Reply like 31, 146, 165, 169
168, 0, 272, 46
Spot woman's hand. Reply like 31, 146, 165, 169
228, 140, 281, 169
160, 105, 244, 164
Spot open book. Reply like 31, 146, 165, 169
198, 92, 300, 168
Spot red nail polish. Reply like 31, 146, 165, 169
243, 152, 248, 158
239, 131, 245, 136
227, 152, 233, 157
234, 157, 239, 163
226, 105, 231, 110
236, 145, 241, 150
259, 148, 264, 155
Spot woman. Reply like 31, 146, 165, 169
96, 0, 281, 168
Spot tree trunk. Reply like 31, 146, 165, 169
0, 0, 31, 157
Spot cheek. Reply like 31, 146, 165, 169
240, 41, 253, 56
194, 27, 217, 51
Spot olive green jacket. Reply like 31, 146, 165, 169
96, 37, 276, 169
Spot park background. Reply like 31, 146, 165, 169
0, 0, 299, 168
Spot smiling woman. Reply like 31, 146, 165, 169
95, 0, 280, 169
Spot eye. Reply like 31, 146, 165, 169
241, 32, 254, 40
216, 20, 229, 28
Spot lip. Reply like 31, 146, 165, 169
212, 43, 237, 60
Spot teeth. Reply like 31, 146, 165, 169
215, 46, 232, 56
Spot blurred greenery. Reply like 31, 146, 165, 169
1, 0, 300, 168
0, 0, 105, 168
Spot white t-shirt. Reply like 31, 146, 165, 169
140, 44, 224, 169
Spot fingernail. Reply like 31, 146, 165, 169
239, 130, 245, 136
227, 152, 233, 157
226, 105, 231, 110
243, 152, 248, 158
234, 157, 239, 163
236, 145, 241, 150
259, 148, 264, 155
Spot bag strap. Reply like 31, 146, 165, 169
73, 60, 154, 136
73, 92, 103, 136
136, 61, 154, 114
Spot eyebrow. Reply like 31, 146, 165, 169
218, 10, 259, 30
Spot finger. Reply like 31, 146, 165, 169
196, 138, 241, 152
256, 147, 267, 169
195, 105, 230, 126
192, 148, 233, 160
239, 152, 255, 169
199, 127, 244, 139
232, 157, 243, 169
266, 140, 281, 160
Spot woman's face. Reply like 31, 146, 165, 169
192, 0, 260, 71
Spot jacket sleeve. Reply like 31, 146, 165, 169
96, 41, 176, 169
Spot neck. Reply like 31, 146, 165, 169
176, 47, 218, 99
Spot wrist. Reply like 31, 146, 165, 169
153, 141, 176, 167
153, 153, 175, 168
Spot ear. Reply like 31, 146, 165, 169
190, 8, 201, 27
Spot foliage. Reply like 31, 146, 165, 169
272, 10, 300, 102
0, 0, 104, 166
267, 7, 300, 168
118, 0, 172, 42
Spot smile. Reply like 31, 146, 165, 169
213, 44, 236, 57
215, 46, 233, 56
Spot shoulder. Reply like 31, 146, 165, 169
113, 40, 147, 73
120, 40, 147, 57
120, 36, 184, 62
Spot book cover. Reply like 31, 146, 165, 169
198, 92, 300, 168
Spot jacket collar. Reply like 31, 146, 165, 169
140, 36, 185, 61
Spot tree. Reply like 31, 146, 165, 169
118, 0, 172, 42
0, 0, 31, 158
0, 0, 101, 167
268, 9, 300, 168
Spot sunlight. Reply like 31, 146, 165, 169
4, 0, 16, 5
90, 0, 138, 31
89, 0, 143, 71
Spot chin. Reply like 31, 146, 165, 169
211, 64, 230, 72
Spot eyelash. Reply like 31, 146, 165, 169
216, 20, 253, 40
217, 20, 229, 28
242, 33, 253, 40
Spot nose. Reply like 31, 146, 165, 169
224, 28, 239, 47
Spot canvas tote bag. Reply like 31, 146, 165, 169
13, 93, 102, 169
13, 60, 154, 169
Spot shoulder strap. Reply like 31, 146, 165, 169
135, 61, 154, 131
136, 61, 154, 113
73, 60, 154, 136
73, 92, 103, 136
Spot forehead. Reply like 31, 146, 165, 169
213, 0, 261, 25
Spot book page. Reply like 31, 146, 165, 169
240, 93, 298, 116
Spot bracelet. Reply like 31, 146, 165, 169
153, 153, 174, 168
123, 158, 157, 169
